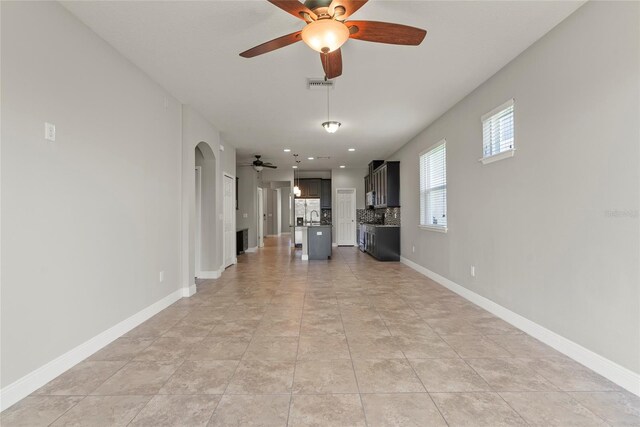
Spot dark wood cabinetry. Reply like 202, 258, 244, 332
298, 178, 321, 198
320, 179, 331, 208
296, 178, 331, 209
359, 224, 400, 261
365, 161, 400, 208
236, 228, 248, 255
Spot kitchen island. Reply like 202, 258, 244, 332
295, 225, 332, 260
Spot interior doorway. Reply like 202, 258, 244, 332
336, 188, 356, 246
224, 174, 235, 268
194, 142, 216, 278
257, 187, 264, 248
195, 166, 202, 275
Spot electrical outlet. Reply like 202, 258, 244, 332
159, 271, 164, 283
45, 122, 56, 141
470, 266, 476, 277
243, 213, 248, 218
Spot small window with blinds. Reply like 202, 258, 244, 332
481, 99, 515, 164
419, 140, 447, 232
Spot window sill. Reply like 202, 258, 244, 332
480, 148, 515, 165
419, 224, 448, 233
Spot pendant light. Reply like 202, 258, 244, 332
322, 85, 341, 133
293, 154, 302, 197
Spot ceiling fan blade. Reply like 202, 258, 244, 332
320, 49, 343, 79
263, 164, 278, 169
240, 31, 303, 58
268, 0, 317, 22
328, 0, 368, 20
347, 21, 426, 45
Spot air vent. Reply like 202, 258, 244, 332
307, 78, 334, 90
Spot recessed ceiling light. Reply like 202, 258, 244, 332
308, 157, 314, 160
340, 165, 346, 168
348, 148, 355, 152
284, 148, 291, 152
292, 165, 298, 169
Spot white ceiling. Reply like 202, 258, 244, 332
62, 0, 583, 170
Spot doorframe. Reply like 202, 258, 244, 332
223, 172, 236, 268
257, 187, 264, 248
336, 187, 357, 246
195, 166, 202, 276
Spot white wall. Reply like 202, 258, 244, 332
194, 143, 217, 272
331, 168, 367, 242
180, 105, 236, 285
389, 1, 639, 375
1, 1, 182, 388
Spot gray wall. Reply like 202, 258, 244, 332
280, 187, 291, 231
236, 166, 258, 248
331, 168, 367, 242
389, 1, 639, 373
2, 1, 183, 387
194, 143, 217, 272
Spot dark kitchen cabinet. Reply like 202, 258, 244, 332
320, 179, 332, 208
372, 161, 400, 208
360, 224, 400, 261
296, 178, 324, 199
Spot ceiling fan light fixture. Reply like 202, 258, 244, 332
254, 165, 263, 172
301, 19, 350, 53
322, 121, 341, 133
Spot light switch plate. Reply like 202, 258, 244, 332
45, 122, 56, 141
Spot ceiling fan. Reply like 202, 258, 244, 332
245, 155, 278, 171
240, 0, 427, 79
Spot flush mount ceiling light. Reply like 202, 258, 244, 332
284, 148, 291, 152
308, 157, 315, 160
348, 148, 355, 151
292, 165, 298, 169
322, 84, 341, 133
340, 165, 346, 168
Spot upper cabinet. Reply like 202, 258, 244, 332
296, 178, 330, 208
306, 179, 321, 198
320, 179, 332, 208
365, 161, 400, 208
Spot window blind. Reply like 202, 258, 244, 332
419, 140, 447, 228
482, 99, 514, 158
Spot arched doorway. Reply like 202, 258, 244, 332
194, 141, 217, 278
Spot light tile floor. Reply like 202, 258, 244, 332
2, 235, 639, 426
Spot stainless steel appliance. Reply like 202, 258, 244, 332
366, 191, 375, 208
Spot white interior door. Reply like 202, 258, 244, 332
195, 166, 202, 275
224, 174, 235, 268
336, 188, 356, 246
257, 187, 264, 247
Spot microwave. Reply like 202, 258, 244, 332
366, 191, 375, 208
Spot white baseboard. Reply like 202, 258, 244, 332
332, 243, 339, 247
400, 257, 640, 396
400, 256, 640, 397
197, 270, 220, 279
0, 289, 183, 411
267, 234, 279, 237
182, 284, 197, 297
245, 247, 258, 253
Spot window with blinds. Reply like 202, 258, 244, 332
482, 99, 515, 161
419, 140, 447, 230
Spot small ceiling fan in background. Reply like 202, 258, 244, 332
241, 155, 278, 172
240, 0, 427, 79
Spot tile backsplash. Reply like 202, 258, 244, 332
321, 208, 332, 225
357, 207, 401, 226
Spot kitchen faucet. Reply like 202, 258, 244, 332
310, 210, 319, 224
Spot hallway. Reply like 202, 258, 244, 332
2, 235, 637, 426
